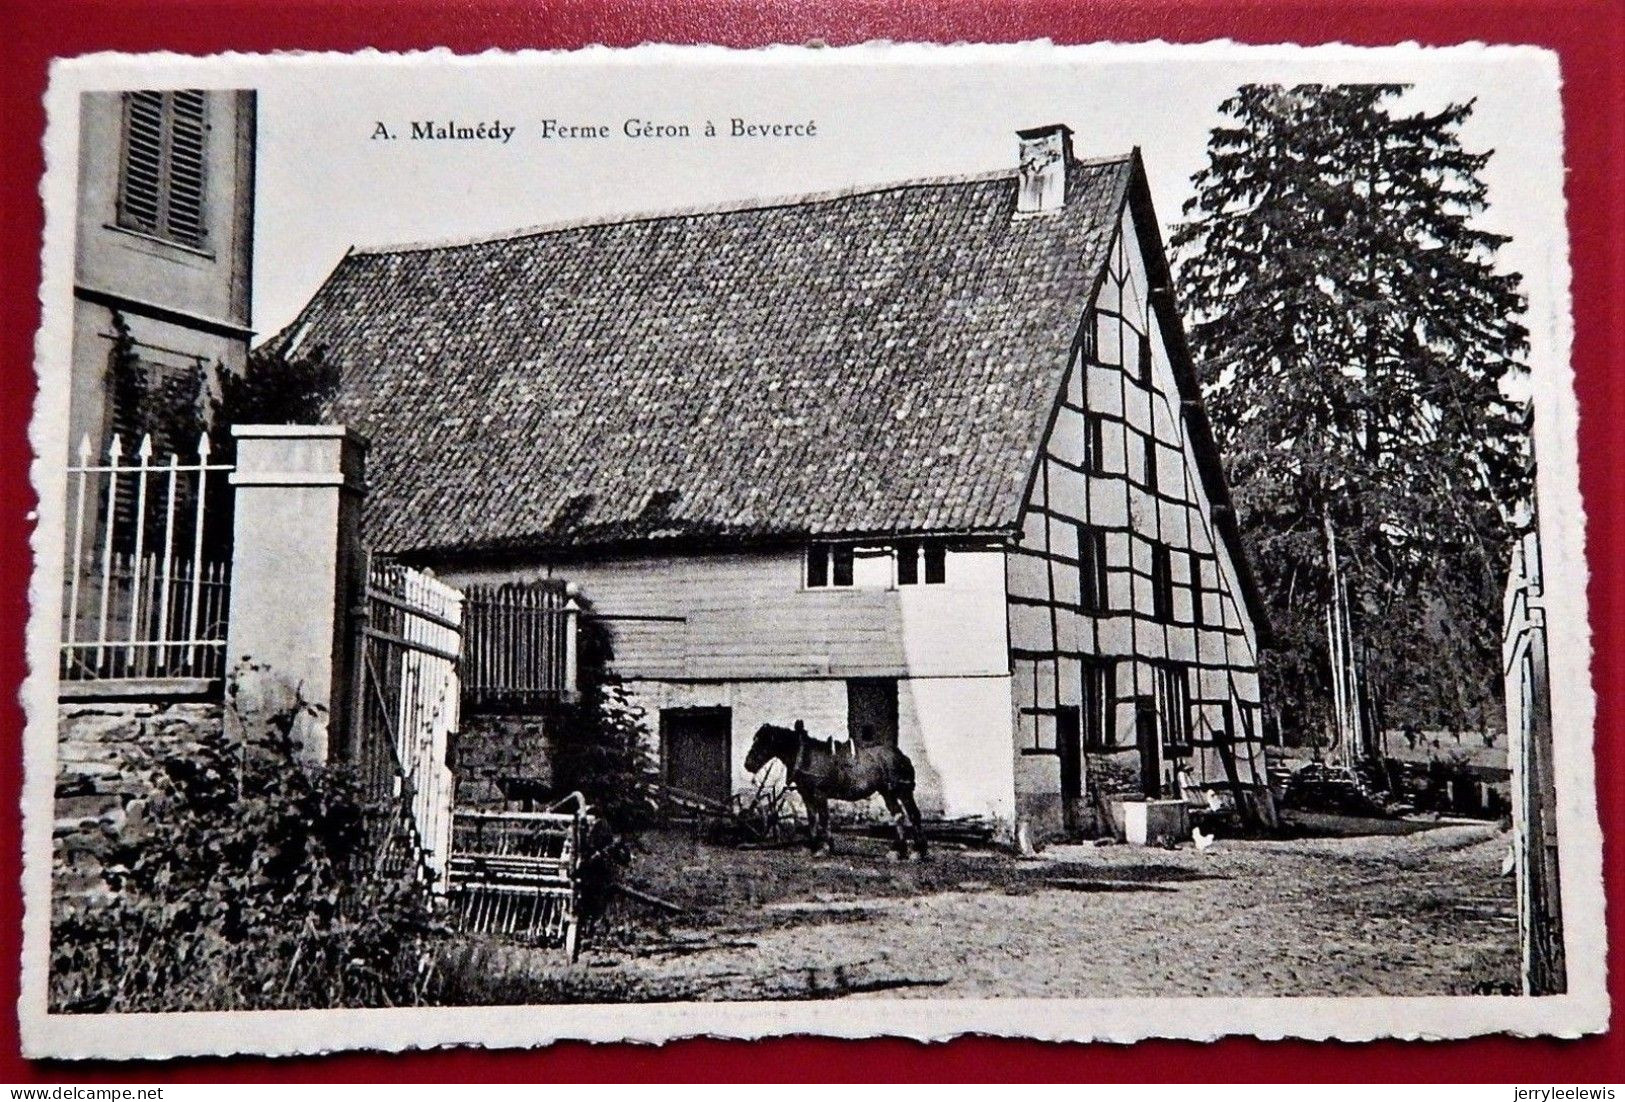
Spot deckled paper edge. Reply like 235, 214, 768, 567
17, 38, 1608, 1060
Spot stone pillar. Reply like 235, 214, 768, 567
224, 426, 367, 763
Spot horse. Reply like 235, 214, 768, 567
743, 722, 928, 859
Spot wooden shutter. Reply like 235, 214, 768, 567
164, 92, 208, 246
831, 546, 854, 587
1082, 658, 1113, 749
1156, 663, 1192, 755
118, 90, 208, 248
806, 546, 828, 588
1083, 412, 1105, 475
1189, 551, 1205, 627
895, 540, 918, 586
922, 542, 946, 584
119, 92, 166, 234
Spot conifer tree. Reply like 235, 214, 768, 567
1171, 84, 1530, 745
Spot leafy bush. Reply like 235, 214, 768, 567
216, 343, 341, 433
105, 310, 210, 452
546, 608, 660, 830
50, 665, 447, 1013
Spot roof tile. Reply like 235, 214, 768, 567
277, 158, 1134, 557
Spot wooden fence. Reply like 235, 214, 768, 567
60, 432, 233, 684
461, 581, 579, 710
1503, 528, 1565, 995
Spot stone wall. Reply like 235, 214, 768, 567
453, 711, 558, 808
55, 700, 221, 899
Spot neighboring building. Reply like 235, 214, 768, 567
57, 90, 255, 692
69, 89, 256, 454
271, 126, 1273, 843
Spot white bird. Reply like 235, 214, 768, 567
1502, 846, 1517, 877
1192, 826, 1216, 852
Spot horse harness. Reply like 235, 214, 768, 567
786, 729, 859, 789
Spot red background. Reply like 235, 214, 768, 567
0, 0, 1619, 1083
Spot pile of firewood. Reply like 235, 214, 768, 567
839, 814, 999, 848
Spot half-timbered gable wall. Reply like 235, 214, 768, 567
1008, 200, 1267, 841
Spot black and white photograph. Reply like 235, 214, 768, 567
22, 42, 1603, 1057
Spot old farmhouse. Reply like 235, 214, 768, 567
271, 126, 1274, 843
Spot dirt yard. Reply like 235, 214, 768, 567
432, 814, 1519, 1004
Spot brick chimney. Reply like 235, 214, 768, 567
1016, 124, 1074, 215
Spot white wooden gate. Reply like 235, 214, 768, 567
351, 556, 462, 887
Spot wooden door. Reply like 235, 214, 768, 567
1057, 705, 1084, 835
1135, 698, 1162, 798
847, 678, 899, 746
662, 707, 732, 804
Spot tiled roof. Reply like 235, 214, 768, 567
273, 156, 1136, 558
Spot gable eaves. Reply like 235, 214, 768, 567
1124, 151, 1275, 646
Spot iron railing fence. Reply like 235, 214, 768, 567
61, 432, 233, 683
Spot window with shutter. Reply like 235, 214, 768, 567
117, 90, 209, 249
1082, 412, 1106, 475
896, 540, 947, 586
1078, 529, 1107, 612
1151, 543, 1174, 621
806, 544, 855, 589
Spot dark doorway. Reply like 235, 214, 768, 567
1057, 704, 1084, 835
1135, 698, 1162, 798
661, 707, 732, 804
847, 678, 899, 746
